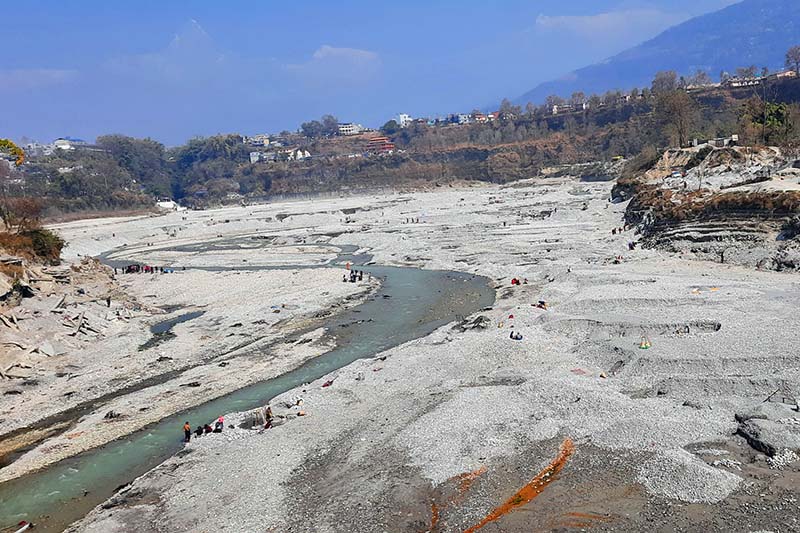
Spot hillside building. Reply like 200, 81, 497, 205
246, 134, 271, 147
286, 149, 311, 161
398, 114, 413, 128
338, 123, 364, 136
366, 136, 395, 154
724, 76, 762, 88
552, 102, 589, 115
770, 69, 798, 80
54, 137, 88, 151
24, 142, 55, 157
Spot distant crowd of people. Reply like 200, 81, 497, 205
115, 265, 182, 274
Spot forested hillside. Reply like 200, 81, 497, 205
2, 74, 800, 215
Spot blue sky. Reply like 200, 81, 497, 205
2, 0, 738, 145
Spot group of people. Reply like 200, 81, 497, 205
183, 416, 225, 442
510, 277, 528, 286
611, 225, 630, 235
343, 269, 364, 283
117, 265, 180, 275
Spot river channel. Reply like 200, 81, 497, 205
0, 245, 495, 532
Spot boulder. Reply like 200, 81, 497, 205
736, 402, 800, 457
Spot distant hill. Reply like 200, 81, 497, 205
516, 0, 800, 104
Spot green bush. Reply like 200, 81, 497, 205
22, 229, 65, 265
685, 145, 713, 170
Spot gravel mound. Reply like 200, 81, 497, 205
637, 449, 742, 503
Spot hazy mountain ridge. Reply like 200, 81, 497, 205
516, 0, 800, 104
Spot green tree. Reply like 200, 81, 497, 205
96, 135, 171, 197
300, 120, 323, 138
741, 96, 796, 145
321, 115, 340, 137
301, 115, 339, 138
381, 120, 400, 135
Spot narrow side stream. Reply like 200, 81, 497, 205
0, 263, 494, 532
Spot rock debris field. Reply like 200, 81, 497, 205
40, 178, 800, 532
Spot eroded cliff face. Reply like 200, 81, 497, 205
541, 159, 626, 182
620, 145, 800, 270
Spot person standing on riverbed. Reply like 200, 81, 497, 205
183, 421, 191, 442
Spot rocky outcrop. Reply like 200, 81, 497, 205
623, 145, 800, 270
736, 402, 800, 458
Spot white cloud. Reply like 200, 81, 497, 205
0, 68, 77, 91
311, 45, 379, 63
287, 45, 381, 89
535, 9, 687, 39
104, 19, 225, 84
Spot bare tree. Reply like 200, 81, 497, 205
569, 91, 586, 106
735, 65, 758, 78
652, 71, 678, 94
545, 95, 565, 109
656, 91, 698, 148
0, 197, 44, 233
498, 98, 521, 119
787, 45, 800, 75
602, 90, 621, 106
689, 70, 713, 86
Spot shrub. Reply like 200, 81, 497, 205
685, 145, 713, 170
23, 229, 65, 265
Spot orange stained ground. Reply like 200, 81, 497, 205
463, 438, 575, 533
